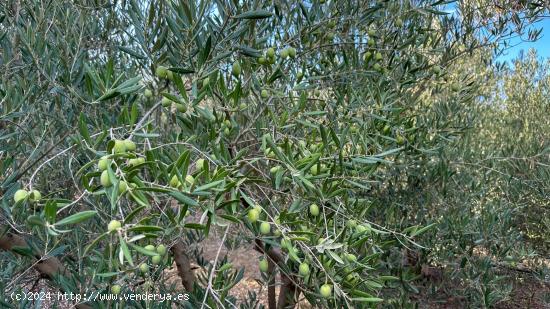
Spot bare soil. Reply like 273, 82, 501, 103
16, 224, 550, 308
168, 225, 549, 308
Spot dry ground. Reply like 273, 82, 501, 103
165, 225, 549, 308
13, 223, 550, 308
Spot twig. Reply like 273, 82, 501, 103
200, 225, 230, 309
130, 101, 162, 137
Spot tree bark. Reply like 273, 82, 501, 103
170, 239, 195, 292
277, 274, 298, 309
0, 227, 92, 309
254, 239, 299, 309
267, 257, 277, 309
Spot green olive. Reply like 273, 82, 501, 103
123, 139, 136, 152
174, 103, 187, 113
185, 175, 195, 185
162, 97, 172, 107
196, 158, 207, 172
151, 255, 161, 265
169, 175, 181, 188
232, 61, 242, 77
98, 156, 111, 171
108, 220, 122, 232
29, 190, 41, 202
139, 263, 149, 274
396, 18, 404, 27
155, 66, 168, 78
112, 140, 126, 154
299, 262, 310, 276
280, 48, 289, 59
309, 204, 320, 216
118, 181, 128, 194
320, 284, 332, 298
259, 259, 269, 272
14, 189, 28, 203
270, 165, 281, 174
451, 82, 460, 92
259, 222, 271, 235
100, 170, 112, 187
111, 285, 121, 295
288, 47, 297, 58
346, 253, 357, 263
247, 209, 260, 223
157, 245, 167, 255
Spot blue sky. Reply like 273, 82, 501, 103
443, 3, 549, 62
497, 17, 550, 62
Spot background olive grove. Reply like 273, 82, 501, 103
0, 0, 548, 308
